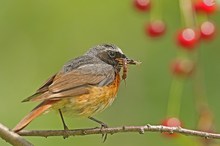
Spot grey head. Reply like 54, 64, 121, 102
62, 43, 138, 73
85, 44, 126, 67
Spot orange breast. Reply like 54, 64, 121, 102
60, 73, 121, 117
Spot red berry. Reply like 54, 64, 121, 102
161, 117, 182, 137
171, 59, 195, 77
194, 1, 202, 11
200, 21, 216, 40
146, 20, 166, 37
177, 28, 199, 50
134, 0, 151, 11
194, 0, 217, 14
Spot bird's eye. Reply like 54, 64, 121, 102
108, 51, 116, 58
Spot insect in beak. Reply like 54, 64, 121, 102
115, 57, 140, 66
125, 58, 141, 65
115, 57, 141, 81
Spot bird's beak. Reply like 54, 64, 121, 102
126, 57, 141, 65
116, 55, 141, 65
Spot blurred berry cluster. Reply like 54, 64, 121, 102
133, 0, 218, 144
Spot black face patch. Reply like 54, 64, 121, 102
107, 50, 125, 59
108, 50, 116, 58
96, 50, 126, 67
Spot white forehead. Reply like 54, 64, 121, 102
107, 47, 124, 54
117, 47, 123, 54
85, 44, 124, 56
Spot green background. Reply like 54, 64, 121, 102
0, 0, 220, 145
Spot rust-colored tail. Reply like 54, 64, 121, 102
13, 100, 55, 132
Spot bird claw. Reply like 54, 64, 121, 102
100, 123, 108, 142
88, 117, 109, 142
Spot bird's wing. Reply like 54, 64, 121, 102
23, 63, 115, 102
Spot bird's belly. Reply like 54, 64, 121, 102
59, 74, 120, 117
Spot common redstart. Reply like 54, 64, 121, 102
13, 44, 139, 138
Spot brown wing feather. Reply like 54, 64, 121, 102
26, 64, 115, 102
22, 74, 57, 102
36, 74, 57, 93
50, 71, 106, 92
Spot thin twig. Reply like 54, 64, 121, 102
17, 124, 220, 139
0, 123, 33, 146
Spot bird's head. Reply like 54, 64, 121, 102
85, 44, 139, 68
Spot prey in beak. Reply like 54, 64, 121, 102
115, 56, 141, 81
116, 56, 141, 66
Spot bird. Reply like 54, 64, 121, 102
12, 44, 139, 139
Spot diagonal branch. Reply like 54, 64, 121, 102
0, 123, 33, 146
17, 124, 220, 139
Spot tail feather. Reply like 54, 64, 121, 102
13, 100, 55, 132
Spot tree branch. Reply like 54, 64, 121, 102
0, 123, 33, 146
17, 124, 220, 140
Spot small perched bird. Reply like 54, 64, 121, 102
13, 44, 139, 138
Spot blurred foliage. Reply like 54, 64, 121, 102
0, 0, 220, 146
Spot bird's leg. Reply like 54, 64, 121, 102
88, 117, 108, 128
88, 116, 108, 142
58, 109, 69, 139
